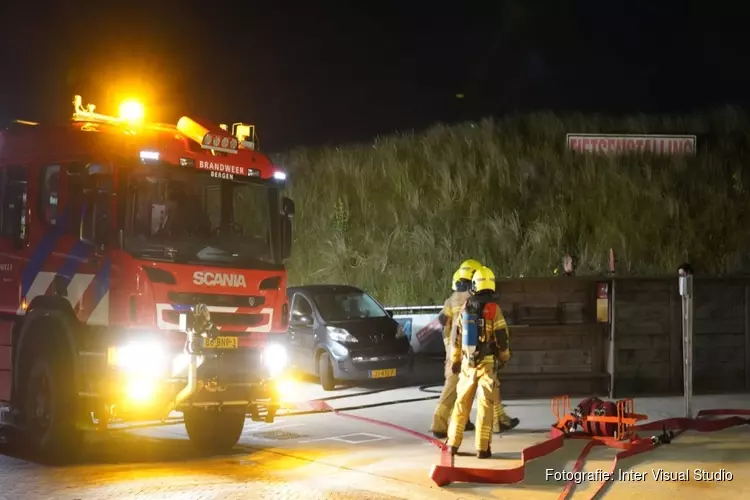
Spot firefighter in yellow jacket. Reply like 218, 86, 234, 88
430, 260, 481, 438
446, 266, 510, 458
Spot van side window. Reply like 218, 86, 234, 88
40, 165, 60, 226
291, 295, 313, 320
0, 166, 28, 239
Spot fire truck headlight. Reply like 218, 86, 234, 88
273, 170, 287, 181
108, 341, 168, 376
125, 377, 157, 403
274, 376, 300, 405
262, 343, 289, 378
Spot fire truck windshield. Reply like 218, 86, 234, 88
123, 163, 277, 269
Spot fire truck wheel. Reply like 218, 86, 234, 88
318, 352, 336, 391
23, 348, 82, 463
183, 408, 246, 454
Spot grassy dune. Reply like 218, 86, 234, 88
277, 107, 750, 305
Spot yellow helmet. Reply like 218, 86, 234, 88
451, 270, 461, 291
472, 266, 496, 293
456, 259, 482, 281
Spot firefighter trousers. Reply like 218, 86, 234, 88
432, 366, 509, 434
447, 358, 496, 452
492, 373, 512, 432
431, 370, 459, 433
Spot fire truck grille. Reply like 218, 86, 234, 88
168, 291, 265, 308
163, 310, 265, 327
199, 350, 265, 383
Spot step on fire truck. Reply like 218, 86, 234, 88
0, 95, 296, 462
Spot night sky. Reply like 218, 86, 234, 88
1, 1, 747, 152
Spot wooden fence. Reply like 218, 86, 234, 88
488, 275, 750, 399
613, 277, 750, 397
492, 277, 610, 398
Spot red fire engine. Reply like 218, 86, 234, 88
0, 95, 296, 461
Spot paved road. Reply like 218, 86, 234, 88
1, 383, 749, 499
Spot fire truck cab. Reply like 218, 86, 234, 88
0, 96, 296, 462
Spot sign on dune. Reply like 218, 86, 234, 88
566, 133, 697, 155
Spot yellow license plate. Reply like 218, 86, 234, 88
203, 336, 239, 349
369, 368, 396, 379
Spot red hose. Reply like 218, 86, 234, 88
429, 408, 750, 497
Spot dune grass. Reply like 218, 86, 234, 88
276, 107, 750, 305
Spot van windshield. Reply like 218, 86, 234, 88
123, 164, 278, 268
312, 291, 388, 322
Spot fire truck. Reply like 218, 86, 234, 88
0, 95, 296, 462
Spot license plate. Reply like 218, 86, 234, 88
203, 336, 239, 349
369, 368, 396, 379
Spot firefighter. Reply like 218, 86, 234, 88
486, 278, 520, 434
446, 266, 510, 458
429, 259, 482, 438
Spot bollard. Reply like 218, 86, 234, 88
678, 263, 694, 419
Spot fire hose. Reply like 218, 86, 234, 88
428, 407, 750, 500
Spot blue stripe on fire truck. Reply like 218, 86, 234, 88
54, 240, 94, 287
21, 212, 69, 297
91, 257, 111, 307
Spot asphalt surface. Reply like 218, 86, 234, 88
1, 380, 749, 500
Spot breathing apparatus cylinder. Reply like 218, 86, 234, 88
462, 301, 480, 357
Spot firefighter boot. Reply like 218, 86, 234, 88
492, 380, 519, 433
500, 417, 520, 432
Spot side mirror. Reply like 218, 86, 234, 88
386, 310, 394, 317
281, 197, 295, 260
282, 197, 295, 218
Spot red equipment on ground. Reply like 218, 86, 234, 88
552, 395, 649, 448
429, 395, 750, 499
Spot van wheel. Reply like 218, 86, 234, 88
184, 409, 246, 455
23, 348, 83, 463
318, 353, 336, 391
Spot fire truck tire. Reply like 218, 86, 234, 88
183, 408, 246, 454
23, 346, 83, 463
318, 352, 336, 391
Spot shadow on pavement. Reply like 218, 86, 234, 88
0, 430, 256, 466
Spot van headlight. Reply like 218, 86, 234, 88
263, 343, 289, 378
327, 326, 358, 343
108, 340, 168, 377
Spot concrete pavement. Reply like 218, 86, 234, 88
1, 381, 749, 499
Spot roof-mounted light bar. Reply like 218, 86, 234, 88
71, 95, 145, 126
177, 116, 239, 155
